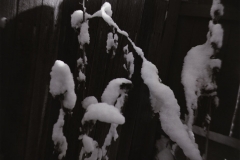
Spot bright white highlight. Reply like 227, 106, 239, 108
49, 60, 76, 110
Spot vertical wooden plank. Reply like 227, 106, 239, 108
0, 0, 19, 159
12, 1, 44, 159
22, 0, 66, 160
148, 0, 181, 82
211, 21, 240, 136
0, 0, 18, 19
118, 0, 168, 159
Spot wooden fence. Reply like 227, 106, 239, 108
0, 0, 239, 160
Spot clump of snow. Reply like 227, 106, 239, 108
106, 32, 118, 56
101, 78, 132, 105
210, 0, 224, 20
77, 57, 83, 68
71, 10, 83, 28
142, 59, 202, 160
77, 70, 86, 82
49, 60, 76, 110
208, 20, 224, 49
52, 109, 68, 160
82, 134, 96, 153
99, 2, 128, 36
123, 45, 134, 78
155, 137, 174, 160
84, 56, 88, 65
85, 148, 102, 160
0, 17, 7, 28
101, 93, 128, 158
78, 21, 90, 49
82, 96, 98, 109
82, 103, 125, 124
71, 10, 92, 29
123, 45, 129, 53
102, 123, 118, 158
181, 30, 222, 130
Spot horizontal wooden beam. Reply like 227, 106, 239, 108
179, 3, 240, 21
193, 125, 240, 150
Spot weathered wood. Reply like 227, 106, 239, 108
0, 1, 19, 159
180, 3, 240, 21
148, 0, 181, 82
24, 0, 65, 160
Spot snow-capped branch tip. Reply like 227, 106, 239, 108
81, 103, 125, 125
123, 45, 135, 78
78, 21, 90, 49
49, 60, 76, 110
106, 32, 118, 57
82, 96, 98, 110
101, 78, 132, 106
52, 109, 68, 160
142, 59, 202, 160
210, 0, 224, 21
208, 20, 224, 49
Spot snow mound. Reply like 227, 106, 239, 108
82, 96, 98, 109
82, 103, 125, 124
78, 21, 90, 49
49, 60, 76, 110
142, 59, 202, 160
101, 78, 132, 105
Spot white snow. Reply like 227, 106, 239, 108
82, 103, 125, 125
106, 32, 118, 56
78, 21, 90, 49
82, 135, 96, 153
52, 109, 68, 160
182, 30, 222, 130
77, 57, 83, 68
85, 148, 100, 160
49, 60, 76, 110
71, 10, 83, 28
123, 45, 129, 53
101, 83, 129, 158
77, 70, 86, 82
127, 37, 144, 58
209, 20, 224, 49
142, 59, 202, 160
82, 96, 98, 109
100, 2, 128, 36
124, 51, 134, 78
210, 0, 224, 19
106, 33, 114, 52
101, 78, 132, 105
71, 10, 92, 29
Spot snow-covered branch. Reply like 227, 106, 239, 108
52, 109, 68, 160
123, 45, 135, 78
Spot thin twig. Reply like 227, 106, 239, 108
204, 97, 212, 160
